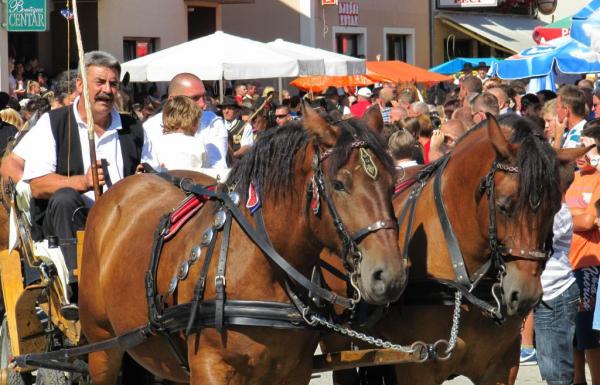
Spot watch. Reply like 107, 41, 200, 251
591, 155, 600, 167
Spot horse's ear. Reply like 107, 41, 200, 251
302, 101, 340, 147
486, 113, 516, 159
363, 104, 383, 135
555, 145, 594, 164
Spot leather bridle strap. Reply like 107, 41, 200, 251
351, 219, 397, 243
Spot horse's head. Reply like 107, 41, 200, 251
301, 105, 406, 305
471, 115, 588, 316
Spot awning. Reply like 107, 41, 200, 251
436, 12, 546, 54
366, 61, 452, 85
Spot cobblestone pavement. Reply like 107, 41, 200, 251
310, 363, 591, 384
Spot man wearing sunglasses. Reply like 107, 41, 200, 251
144, 73, 228, 170
274, 105, 292, 127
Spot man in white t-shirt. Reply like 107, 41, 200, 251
144, 73, 228, 170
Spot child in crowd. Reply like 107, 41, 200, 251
155, 96, 206, 172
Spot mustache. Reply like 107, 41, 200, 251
95, 93, 114, 102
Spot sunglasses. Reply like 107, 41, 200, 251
275, 114, 289, 119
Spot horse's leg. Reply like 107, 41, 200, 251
88, 347, 124, 385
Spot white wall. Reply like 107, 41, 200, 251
538, 0, 589, 23
97, 0, 188, 62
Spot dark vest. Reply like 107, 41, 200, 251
30, 105, 145, 240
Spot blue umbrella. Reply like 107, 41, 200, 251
429, 58, 499, 75
493, 36, 600, 80
571, 0, 600, 50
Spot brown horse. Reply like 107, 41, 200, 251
79, 105, 407, 385
321, 115, 588, 385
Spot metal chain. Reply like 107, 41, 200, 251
308, 290, 464, 361
308, 312, 417, 353
445, 290, 463, 354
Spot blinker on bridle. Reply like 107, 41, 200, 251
308, 140, 397, 275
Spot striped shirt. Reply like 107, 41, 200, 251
541, 204, 576, 301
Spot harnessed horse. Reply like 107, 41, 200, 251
321, 114, 589, 385
78, 105, 407, 385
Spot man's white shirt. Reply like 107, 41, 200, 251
14, 97, 158, 206
144, 110, 228, 169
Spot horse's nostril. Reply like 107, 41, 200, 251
510, 291, 520, 304
372, 269, 384, 282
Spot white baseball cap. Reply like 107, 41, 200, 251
357, 87, 372, 98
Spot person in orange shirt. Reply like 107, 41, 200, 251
566, 127, 600, 385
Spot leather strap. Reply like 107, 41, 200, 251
185, 221, 219, 336
181, 180, 355, 309
433, 157, 472, 288
351, 219, 397, 243
215, 212, 232, 332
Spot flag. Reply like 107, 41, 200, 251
60, 9, 74, 20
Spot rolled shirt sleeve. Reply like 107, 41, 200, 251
17, 113, 58, 181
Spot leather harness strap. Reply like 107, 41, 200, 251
215, 212, 232, 333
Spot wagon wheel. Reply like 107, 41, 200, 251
0, 317, 32, 385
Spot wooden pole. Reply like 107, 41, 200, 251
72, 0, 101, 200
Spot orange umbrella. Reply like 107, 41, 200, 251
366, 61, 452, 85
289, 75, 374, 93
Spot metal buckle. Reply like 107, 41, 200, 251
215, 275, 226, 287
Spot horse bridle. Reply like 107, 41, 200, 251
399, 155, 550, 322
308, 140, 397, 303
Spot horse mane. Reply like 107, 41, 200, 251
454, 115, 561, 230
506, 118, 561, 228
228, 116, 394, 202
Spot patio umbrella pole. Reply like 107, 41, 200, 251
278, 77, 283, 104
219, 77, 224, 103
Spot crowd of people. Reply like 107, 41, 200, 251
2, 51, 600, 384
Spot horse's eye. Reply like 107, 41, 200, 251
497, 201, 512, 217
332, 180, 346, 191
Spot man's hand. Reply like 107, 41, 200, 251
85, 160, 105, 191
429, 129, 444, 151
553, 115, 567, 144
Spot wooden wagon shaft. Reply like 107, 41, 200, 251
312, 348, 423, 373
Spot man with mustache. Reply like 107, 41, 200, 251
13, 51, 157, 319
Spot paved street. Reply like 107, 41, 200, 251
310, 362, 591, 384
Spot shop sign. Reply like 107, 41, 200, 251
339, 2, 358, 27
5, 0, 48, 32
438, 0, 497, 8
322, 0, 337, 5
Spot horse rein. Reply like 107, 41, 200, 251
309, 141, 397, 305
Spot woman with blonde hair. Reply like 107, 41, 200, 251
154, 95, 206, 172
0, 108, 24, 130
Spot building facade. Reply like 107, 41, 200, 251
0, 0, 432, 91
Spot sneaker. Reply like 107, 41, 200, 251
520, 347, 537, 366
